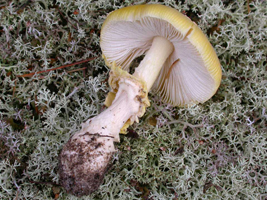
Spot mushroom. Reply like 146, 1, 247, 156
58, 4, 222, 197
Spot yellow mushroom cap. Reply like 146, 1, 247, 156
100, 4, 222, 106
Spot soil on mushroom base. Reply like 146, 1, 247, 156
58, 133, 114, 197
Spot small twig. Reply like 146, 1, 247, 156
37, 67, 88, 79
14, 189, 20, 200
13, 181, 20, 200
247, 0, 251, 13
66, 67, 87, 74
17, 57, 96, 78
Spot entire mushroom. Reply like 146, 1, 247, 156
58, 4, 222, 197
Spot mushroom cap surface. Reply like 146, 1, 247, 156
100, 4, 222, 106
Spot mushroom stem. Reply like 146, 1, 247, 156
59, 78, 143, 196
133, 36, 174, 91
74, 79, 142, 142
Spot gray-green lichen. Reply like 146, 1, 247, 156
0, 0, 266, 199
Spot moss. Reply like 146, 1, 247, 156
0, 0, 266, 199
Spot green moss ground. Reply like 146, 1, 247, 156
0, 0, 266, 199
